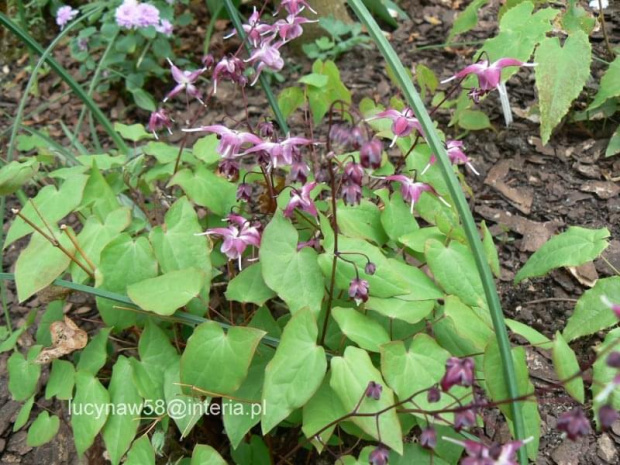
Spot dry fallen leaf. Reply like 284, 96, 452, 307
34, 316, 88, 364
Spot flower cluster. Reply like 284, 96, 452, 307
115, 0, 173, 35
56, 6, 79, 30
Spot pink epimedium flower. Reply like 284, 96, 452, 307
155, 19, 173, 36
198, 214, 261, 265
441, 356, 475, 391
368, 107, 423, 147
284, 181, 318, 218
423, 140, 479, 175
245, 40, 284, 85
147, 108, 173, 138
243, 136, 313, 168
212, 56, 246, 93
365, 381, 383, 400
270, 15, 318, 43
224, 7, 270, 48
275, 0, 317, 16
557, 408, 591, 441
56, 6, 79, 30
163, 58, 206, 104
182, 125, 262, 159
349, 278, 369, 304
442, 58, 536, 125
385, 175, 437, 213
444, 437, 531, 465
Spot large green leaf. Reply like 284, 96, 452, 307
223, 347, 273, 449
380, 191, 419, 242
137, 320, 180, 401
181, 321, 264, 396
592, 329, 620, 422
337, 200, 388, 245
563, 277, 620, 341
71, 371, 111, 456
164, 360, 209, 438
484, 340, 540, 459
261, 309, 326, 433
552, 332, 584, 403
125, 436, 155, 465
381, 334, 470, 424
149, 197, 212, 277
225, 263, 276, 306
77, 328, 111, 376
128, 268, 206, 316
260, 212, 325, 315
425, 240, 487, 310
388, 259, 443, 301
8, 348, 41, 401
5, 174, 88, 247
481, 1, 557, 71
102, 357, 142, 465
302, 374, 347, 451
448, 0, 489, 41
0, 159, 39, 195
366, 298, 435, 324
318, 236, 410, 298
70, 207, 132, 283
80, 163, 120, 221
535, 30, 592, 144
15, 227, 73, 302
515, 227, 609, 283
588, 56, 620, 110
168, 166, 236, 216
277, 87, 305, 119
330, 346, 403, 454
333, 306, 390, 352
95, 234, 159, 329
26, 412, 59, 447
45, 359, 75, 400
192, 134, 220, 166
191, 445, 227, 465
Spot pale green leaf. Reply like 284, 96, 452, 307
261, 309, 326, 433
535, 31, 592, 144
27, 412, 59, 447
191, 445, 227, 465
302, 374, 347, 450
125, 436, 155, 465
449, 0, 489, 41
552, 332, 584, 403
45, 359, 75, 400
77, 328, 111, 376
225, 263, 276, 306
506, 319, 552, 349
588, 57, 620, 110
337, 200, 388, 245
181, 321, 264, 396
8, 348, 41, 401
71, 371, 111, 456
102, 357, 142, 465
168, 166, 236, 216
164, 360, 209, 438
260, 212, 325, 315
515, 227, 609, 283
114, 123, 152, 142
333, 306, 390, 352
330, 346, 403, 454
0, 159, 39, 195
366, 298, 435, 325
564, 277, 620, 341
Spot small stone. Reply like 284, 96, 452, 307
597, 434, 618, 463
551, 438, 585, 465
7, 431, 32, 455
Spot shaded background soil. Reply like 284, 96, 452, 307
1, 0, 619, 463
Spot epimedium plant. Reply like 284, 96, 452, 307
1, 1, 620, 464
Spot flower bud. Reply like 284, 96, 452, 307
349, 278, 369, 304
420, 427, 437, 450
218, 159, 239, 180
365, 381, 383, 400
454, 406, 476, 431
427, 386, 441, 403
349, 126, 365, 150
360, 138, 383, 169
258, 121, 276, 138
202, 53, 215, 69
369, 445, 389, 465
598, 405, 619, 431
365, 262, 376, 276
557, 408, 590, 440
441, 357, 475, 391
607, 352, 620, 369
342, 182, 362, 206
343, 162, 364, 185
236, 183, 252, 202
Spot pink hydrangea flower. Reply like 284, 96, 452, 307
56, 6, 79, 30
